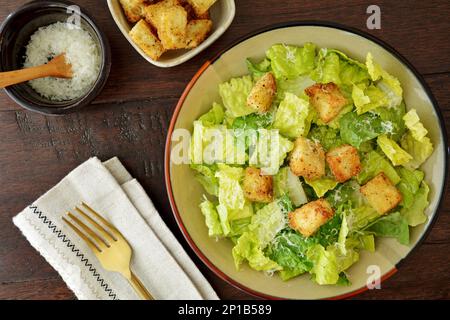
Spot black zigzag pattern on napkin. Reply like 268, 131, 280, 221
29, 205, 118, 300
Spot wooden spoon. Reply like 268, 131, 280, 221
0, 54, 73, 89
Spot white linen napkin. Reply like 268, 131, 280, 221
13, 157, 218, 300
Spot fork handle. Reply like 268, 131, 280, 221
129, 271, 154, 300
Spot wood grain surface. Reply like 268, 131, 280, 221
0, 0, 449, 300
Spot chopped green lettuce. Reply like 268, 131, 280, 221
232, 232, 281, 271
366, 53, 403, 108
266, 230, 315, 280
371, 102, 406, 141
230, 112, 273, 130
198, 103, 225, 126
199, 199, 223, 237
273, 92, 312, 138
232, 201, 286, 271
266, 43, 316, 79
216, 204, 231, 236
246, 58, 271, 78
215, 164, 245, 210
274, 167, 308, 206
401, 181, 429, 226
311, 48, 369, 86
308, 125, 344, 151
326, 181, 365, 209
357, 151, 401, 185
275, 76, 315, 102
219, 75, 255, 118
377, 134, 413, 166
191, 164, 218, 196
396, 167, 424, 208
339, 111, 392, 148
352, 83, 389, 114
347, 205, 381, 231
403, 109, 428, 142
400, 132, 434, 169
307, 243, 359, 285
304, 177, 339, 198
368, 212, 409, 245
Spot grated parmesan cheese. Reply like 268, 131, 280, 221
23, 22, 101, 101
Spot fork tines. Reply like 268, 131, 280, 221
62, 202, 118, 253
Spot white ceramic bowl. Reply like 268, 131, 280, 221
165, 22, 448, 299
107, 0, 235, 67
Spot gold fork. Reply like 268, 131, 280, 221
62, 202, 153, 300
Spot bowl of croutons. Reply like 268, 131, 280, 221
165, 22, 447, 299
108, 0, 235, 67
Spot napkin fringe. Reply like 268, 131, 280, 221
14, 205, 118, 300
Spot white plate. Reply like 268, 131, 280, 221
107, 0, 235, 68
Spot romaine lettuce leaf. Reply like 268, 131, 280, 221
275, 76, 315, 102
249, 130, 294, 175
232, 232, 281, 271
371, 101, 406, 141
346, 233, 375, 252
216, 204, 231, 236
273, 92, 312, 138
326, 181, 365, 209
219, 75, 255, 118
199, 198, 223, 237
337, 213, 349, 255
308, 125, 344, 151
357, 150, 401, 185
403, 109, 428, 142
307, 243, 359, 285
304, 177, 339, 198
352, 83, 389, 114
274, 167, 308, 206
191, 164, 218, 196
366, 53, 403, 108
396, 167, 424, 208
311, 48, 369, 86
266, 43, 316, 79
377, 134, 413, 166
367, 211, 409, 245
246, 58, 271, 78
248, 201, 286, 248
400, 131, 434, 169
306, 244, 339, 285
401, 181, 429, 226
339, 111, 392, 148
230, 112, 273, 130
266, 230, 315, 281
347, 205, 381, 231
229, 217, 252, 237
198, 102, 225, 126
215, 164, 245, 210
232, 200, 286, 271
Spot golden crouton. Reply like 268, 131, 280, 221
129, 20, 165, 61
187, 0, 217, 16
360, 173, 402, 214
243, 167, 274, 203
184, 19, 212, 49
144, 0, 188, 49
288, 199, 334, 237
120, 0, 147, 23
246, 73, 277, 113
326, 144, 362, 183
305, 83, 347, 123
144, 0, 180, 27
289, 137, 326, 180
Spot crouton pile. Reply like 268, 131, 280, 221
120, 0, 216, 60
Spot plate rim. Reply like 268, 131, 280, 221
164, 21, 449, 300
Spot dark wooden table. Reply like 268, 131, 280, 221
0, 0, 448, 300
